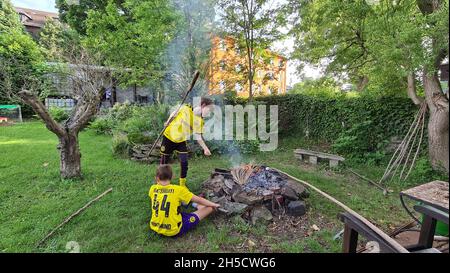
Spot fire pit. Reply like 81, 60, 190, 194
202, 164, 309, 224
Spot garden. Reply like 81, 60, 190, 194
1, 0, 448, 254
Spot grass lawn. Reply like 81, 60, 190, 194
0, 121, 425, 253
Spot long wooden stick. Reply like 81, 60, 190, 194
272, 168, 409, 253
146, 71, 200, 158
348, 169, 389, 195
37, 188, 113, 247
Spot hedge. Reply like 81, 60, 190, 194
226, 93, 421, 159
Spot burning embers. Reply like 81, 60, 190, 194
202, 164, 309, 224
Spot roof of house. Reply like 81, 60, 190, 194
14, 7, 59, 29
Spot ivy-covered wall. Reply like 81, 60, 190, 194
227, 93, 421, 159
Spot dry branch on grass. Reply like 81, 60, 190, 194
37, 188, 113, 247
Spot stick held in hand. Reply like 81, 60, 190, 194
147, 71, 201, 158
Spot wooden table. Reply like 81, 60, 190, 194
400, 180, 449, 251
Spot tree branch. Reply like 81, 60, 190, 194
407, 72, 424, 105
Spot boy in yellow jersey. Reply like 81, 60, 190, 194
149, 165, 220, 237
160, 97, 214, 189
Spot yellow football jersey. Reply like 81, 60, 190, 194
163, 104, 204, 143
149, 183, 194, 236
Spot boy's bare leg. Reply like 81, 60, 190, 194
193, 205, 215, 220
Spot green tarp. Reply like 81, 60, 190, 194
0, 105, 20, 109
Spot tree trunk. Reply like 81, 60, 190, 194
58, 133, 82, 179
423, 71, 449, 173
112, 81, 117, 105
416, 0, 449, 173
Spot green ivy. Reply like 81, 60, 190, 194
226, 93, 420, 159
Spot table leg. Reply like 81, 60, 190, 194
418, 215, 437, 249
342, 225, 359, 253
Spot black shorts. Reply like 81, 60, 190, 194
160, 136, 188, 155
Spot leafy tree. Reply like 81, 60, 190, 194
38, 18, 66, 61
56, 0, 123, 35
63, 0, 179, 97
0, 0, 45, 101
287, 0, 449, 172
217, 0, 285, 99
164, 0, 217, 102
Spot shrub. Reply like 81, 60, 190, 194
332, 120, 388, 163
403, 157, 448, 186
48, 107, 69, 122
89, 103, 169, 137
89, 117, 113, 135
109, 102, 135, 123
112, 132, 130, 158
226, 93, 418, 159
127, 132, 153, 145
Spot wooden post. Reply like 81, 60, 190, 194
418, 215, 437, 249
18, 105, 23, 123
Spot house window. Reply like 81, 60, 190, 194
235, 64, 242, 73
257, 70, 262, 78
219, 80, 226, 92
257, 85, 262, 94
219, 39, 227, 51
235, 83, 243, 92
268, 86, 274, 95
266, 72, 275, 80
279, 60, 285, 68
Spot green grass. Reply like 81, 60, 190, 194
0, 121, 431, 253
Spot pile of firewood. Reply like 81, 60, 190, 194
202, 165, 310, 224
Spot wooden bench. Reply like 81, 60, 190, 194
294, 148, 345, 168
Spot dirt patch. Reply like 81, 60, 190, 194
205, 210, 338, 253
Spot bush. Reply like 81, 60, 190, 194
226, 93, 418, 159
402, 157, 448, 186
89, 103, 169, 137
332, 120, 388, 163
90, 103, 169, 158
127, 132, 153, 145
89, 117, 114, 135
48, 107, 69, 122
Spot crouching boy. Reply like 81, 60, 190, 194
149, 164, 220, 237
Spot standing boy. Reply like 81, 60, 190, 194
160, 97, 214, 189
149, 165, 220, 237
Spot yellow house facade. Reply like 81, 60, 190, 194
208, 36, 287, 98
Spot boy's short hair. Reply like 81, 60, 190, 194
201, 97, 214, 106
156, 164, 173, 181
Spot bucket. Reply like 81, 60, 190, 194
419, 208, 449, 236
435, 220, 449, 237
